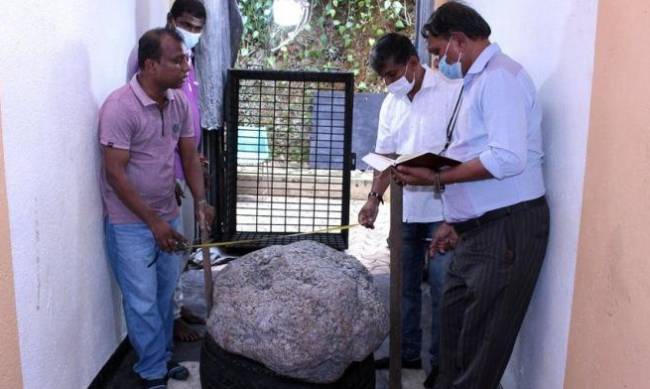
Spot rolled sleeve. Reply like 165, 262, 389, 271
98, 100, 133, 150
478, 68, 529, 179
374, 97, 397, 154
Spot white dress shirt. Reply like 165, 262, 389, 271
442, 43, 546, 222
375, 66, 463, 223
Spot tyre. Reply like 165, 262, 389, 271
200, 333, 375, 389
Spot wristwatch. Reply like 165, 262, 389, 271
433, 172, 445, 194
368, 191, 384, 204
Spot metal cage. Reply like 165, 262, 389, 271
215, 69, 355, 251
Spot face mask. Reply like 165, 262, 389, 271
176, 27, 202, 50
387, 62, 415, 97
439, 40, 463, 80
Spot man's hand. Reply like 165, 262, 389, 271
199, 153, 209, 168
428, 222, 458, 257
196, 199, 215, 233
358, 198, 380, 229
150, 219, 187, 252
175, 181, 185, 206
392, 166, 436, 186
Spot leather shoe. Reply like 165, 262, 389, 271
374, 357, 422, 370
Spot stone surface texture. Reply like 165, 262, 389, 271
206, 240, 389, 383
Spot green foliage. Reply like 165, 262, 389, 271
237, 0, 416, 92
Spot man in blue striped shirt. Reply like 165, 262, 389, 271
394, 3, 550, 388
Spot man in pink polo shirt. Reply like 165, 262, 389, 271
127, 0, 207, 343
100, 28, 213, 389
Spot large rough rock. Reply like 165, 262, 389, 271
206, 240, 388, 383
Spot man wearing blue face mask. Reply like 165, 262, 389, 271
126, 0, 208, 346
358, 32, 462, 386
394, 2, 549, 389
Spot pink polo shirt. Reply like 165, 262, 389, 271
99, 75, 195, 224
127, 46, 202, 180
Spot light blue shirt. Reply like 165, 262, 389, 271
443, 43, 545, 222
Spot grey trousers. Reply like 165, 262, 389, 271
435, 199, 550, 389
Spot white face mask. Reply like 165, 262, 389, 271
176, 27, 202, 50
387, 62, 415, 97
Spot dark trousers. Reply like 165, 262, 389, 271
400, 222, 452, 364
435, 199, 550, 389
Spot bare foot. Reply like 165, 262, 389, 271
173, 318, 202, 342
180, 306, 206, 325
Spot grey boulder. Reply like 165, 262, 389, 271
206, 240, 388, 383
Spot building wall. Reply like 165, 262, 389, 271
0, 1, 169, 387
449, 1, 600, 388
0, 98, 24, 389
564, 0, 650, 387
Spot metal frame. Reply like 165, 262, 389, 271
213, 69, 354, 252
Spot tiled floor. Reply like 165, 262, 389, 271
101, 200, 435, 388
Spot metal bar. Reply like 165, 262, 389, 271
201, 223, 213, 313
225, 73, 241, 238
230, 69, 353, 82
284, 81, 292, 233
341, 75, 354, 246
389, 180, 403, 389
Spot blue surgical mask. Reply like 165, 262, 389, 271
439, 40, 463, 80
176, 27, 202, 50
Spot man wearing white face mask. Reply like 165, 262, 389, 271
358, 32, 462, 386
126, 0, 208, 344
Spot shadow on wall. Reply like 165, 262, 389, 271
502, 1, 597, 388
135, 1, 153, 41
130, 1, 152, 80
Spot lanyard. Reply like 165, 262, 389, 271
441, 85, 464, 155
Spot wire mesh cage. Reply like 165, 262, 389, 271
217, 69, 355, 251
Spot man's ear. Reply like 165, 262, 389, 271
143, 58, 158, 74
167, 13, 175, 28
451, 31, 469, 51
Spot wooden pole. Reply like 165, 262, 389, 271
389, 179, 403, 389
201, 225, 214, 315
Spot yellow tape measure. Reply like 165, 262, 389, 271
186, 223, 360, 250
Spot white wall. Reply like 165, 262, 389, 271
465, 1, 600, 388
0, 1, 169, 388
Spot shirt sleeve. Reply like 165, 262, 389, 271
374, 97, 397, 154
98, 99, 133, 150
478, 68, 530, 180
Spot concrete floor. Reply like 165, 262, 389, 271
102, 200, 435, 388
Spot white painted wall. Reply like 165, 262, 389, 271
464, 1, 600, 388
0, 1, 169, 388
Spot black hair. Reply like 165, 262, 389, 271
137, 28, 183, 70
169, 0, 207, 20
369, 32, 418, 74
421, 1, 491, 40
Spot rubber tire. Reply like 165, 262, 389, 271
200, 334, 375, 389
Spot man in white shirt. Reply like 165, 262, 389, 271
358, 32, 461, 386
394, 3, 550, 389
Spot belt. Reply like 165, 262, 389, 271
451, 196, 547, 235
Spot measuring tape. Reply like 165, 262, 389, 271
183, 223, 360, 250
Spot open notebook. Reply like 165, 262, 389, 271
362, 152, 461, 172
